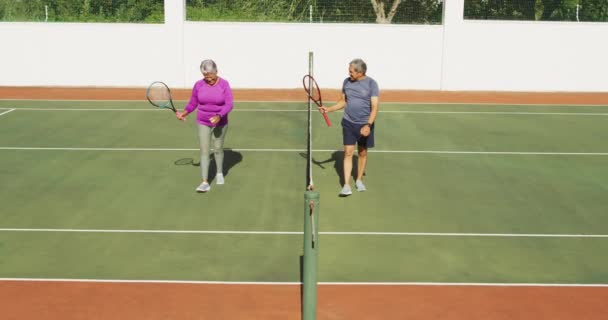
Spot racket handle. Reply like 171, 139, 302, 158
322, 112, 331, 127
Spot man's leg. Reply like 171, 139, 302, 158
341, 145, 355, 196
343, 145, 356, 186
355, 145, 368, 191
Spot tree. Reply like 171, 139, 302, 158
540, 0, 562, 20
513, 0, 537, 20
580, 0, 608, 21
465, 0, 606, 22
371, 0, 403, 23
187, 0, 441, 24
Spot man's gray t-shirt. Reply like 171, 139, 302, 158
342, 76, 379, 124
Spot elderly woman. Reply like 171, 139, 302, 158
176, 59, 234, 192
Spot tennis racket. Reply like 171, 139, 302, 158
302, 75, 331, 127
146, 81, 177, 113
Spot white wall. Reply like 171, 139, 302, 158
442, 20, 608, 92
183, 22, 443, 90
0, 0, 606, 92
0, 23, 182, 87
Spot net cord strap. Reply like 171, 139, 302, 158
309, 200, 315, 247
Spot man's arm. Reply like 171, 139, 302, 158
327, 94, 347, 112
368, 96, 379, 124
318, 94, 346, 113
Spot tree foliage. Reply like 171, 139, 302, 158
465, 0, 608, 22
0, 0, 164, 23
1, 0, 605, 23
186, 0, 443, 24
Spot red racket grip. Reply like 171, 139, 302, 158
321, 111, 331, 127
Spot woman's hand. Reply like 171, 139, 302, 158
209, 115, 221, 124
176, 111, 186, 121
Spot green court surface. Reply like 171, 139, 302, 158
1, 100, 608, 284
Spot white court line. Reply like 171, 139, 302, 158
322, 231, 608, 238
368, 150, 608, 155
0, 278, 607, 287
2, 98, 608, 107
380, 110, 608, 116
1, 147, 608, 155
9, 108, 307, 112
0, 99, 150, 102
6, 107, 608, 116
0, 228, 300, 235
1, 228, 607, 238
0, 108, 15, 117
13, 108, 160, 111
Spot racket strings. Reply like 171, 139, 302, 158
304, 78, 321, 103
310, 84, 321, 102
147, 83, 171, 108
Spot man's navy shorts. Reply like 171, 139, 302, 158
342, 118, 375, 148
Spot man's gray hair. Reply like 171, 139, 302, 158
349, 58, 367, 74
200, 59, 218, 74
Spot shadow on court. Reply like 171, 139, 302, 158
301, 151, 363, 187
174, 150, 243, 182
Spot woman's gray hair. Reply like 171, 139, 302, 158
200, 59, 218, 74
349, 58, 367, 74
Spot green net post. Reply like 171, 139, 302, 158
303, 190, 320, 320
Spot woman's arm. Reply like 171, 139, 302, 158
217, 80, 234, 118
177, 83, 199, 120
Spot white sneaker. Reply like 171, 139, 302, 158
216, 174, 224, 185
196, 182, 211, 192
355, 180, 366, 192
339, 185, 352, 197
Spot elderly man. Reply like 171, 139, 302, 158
318, 58, 379, 196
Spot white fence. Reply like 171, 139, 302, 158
0, 0, 606, 92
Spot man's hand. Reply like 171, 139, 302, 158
360, 124, 371, 137
318, 105, 329, 114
